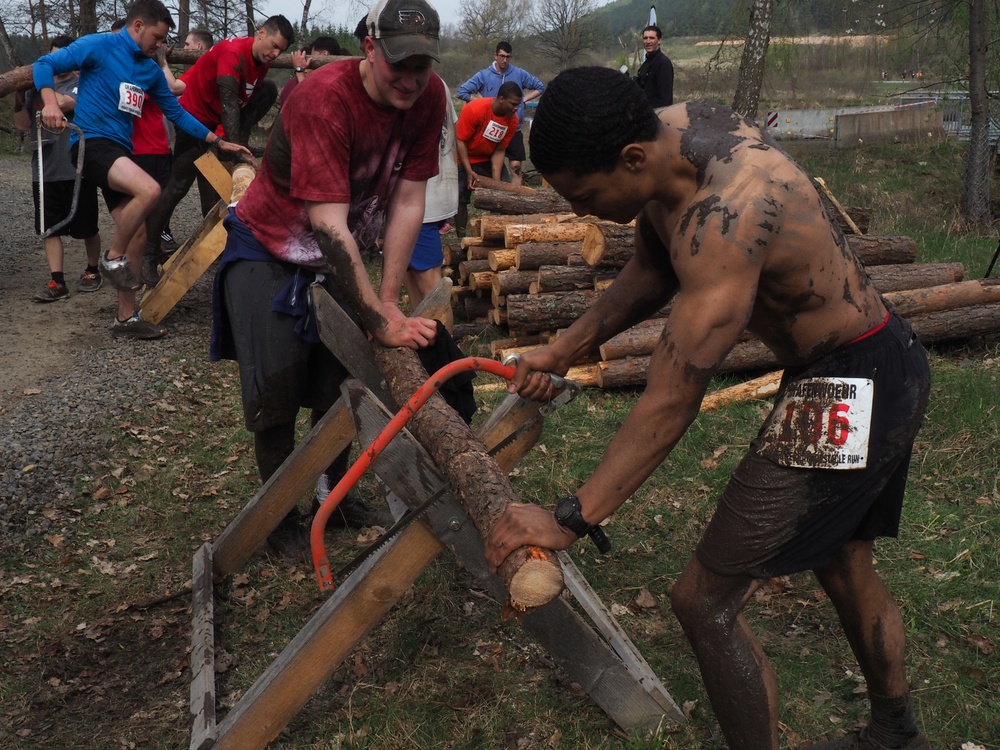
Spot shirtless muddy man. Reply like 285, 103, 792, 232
484, 67, 931, 750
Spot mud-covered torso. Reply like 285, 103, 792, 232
652, 101, 886, 365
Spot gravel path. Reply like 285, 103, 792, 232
0, 153, 217, 547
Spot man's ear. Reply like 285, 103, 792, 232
620, 143, 647, 172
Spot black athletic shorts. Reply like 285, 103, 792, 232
696, 314, 931, 579
458, 160, 510, 204
132, 152, 172, 190
32, 178, 99, 238
505, 129, 526, 163
73, 137, 133, 212
222, 258, 349, 433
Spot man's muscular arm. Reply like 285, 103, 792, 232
309, 199, 436, 349
216, 75, 243, 145
488, 199, 764, 567
509, 215, 678, 398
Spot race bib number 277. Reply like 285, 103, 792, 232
758, 377, 874, 469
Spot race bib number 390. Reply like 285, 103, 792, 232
118, 83, 144, 116
758, 377, 874, 469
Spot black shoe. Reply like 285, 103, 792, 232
160, 228, 180, 252
266, 515, 309, 562
140, 253, 162, 287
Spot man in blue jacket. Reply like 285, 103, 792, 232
456, 41, 543, 186
34, 0, 249, 339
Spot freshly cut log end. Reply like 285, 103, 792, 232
499, 546, 565, 611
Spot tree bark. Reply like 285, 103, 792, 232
580, 223, 916, 270
488, 249, 518, 271
478, 213, 576, 242
849, 235, 919, 266
866, 262, 965, 293
475, 187, 572, 215
492, 271, 536, 303
535, 265, 596, 292
372, 346, 564, 611
514, 241, 584, 270
885, 280, 1000, 319
731, 0, 774, 121
964, 0, 992, 226
459, 259, 492, 285
581, 223, 636, 267
506, 290, 600, 333
505, 222, 593, 248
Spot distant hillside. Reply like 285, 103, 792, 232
593, 0, 909, 41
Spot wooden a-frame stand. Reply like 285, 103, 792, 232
139, 152, 234, 325
189, 275, 684, 750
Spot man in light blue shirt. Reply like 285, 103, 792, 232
456, 41, 543, 186
34, 0, 249, 339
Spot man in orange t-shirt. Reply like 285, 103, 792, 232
454, 81, 521, 236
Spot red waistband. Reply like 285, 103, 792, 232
845, 311, 891, 346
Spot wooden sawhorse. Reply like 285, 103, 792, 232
188, 284, 684, 749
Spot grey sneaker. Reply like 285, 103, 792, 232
34, 279, 69, 302
112, 312, 167, 340
314, 476, 392, 529
805, 728, 930, 750
78, 269, 103, 293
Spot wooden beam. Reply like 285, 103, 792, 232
189, 543, 217, 750
211, 398, 355, 578
210, 520, 444, 750
193, 151, 233, 202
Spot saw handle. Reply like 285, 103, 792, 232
311, 357, 516, 592
501, 352, 567, 391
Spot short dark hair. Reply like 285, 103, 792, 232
111, 18, 126, 31
495, 41, 512, 55
50, 34, 75, 50
124, 0, 174, 30
529, 66, 659, 176
497, 81, 522, 100
642, 25, 662, 38
354, 16, 368, 46
308, 36, 342, 55
187, 29, 213, 47
261, 15, 295, 45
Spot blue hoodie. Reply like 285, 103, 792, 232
33, 29, 210, 150
456, 62, 544, 122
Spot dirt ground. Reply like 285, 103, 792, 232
0, 154, 202, 398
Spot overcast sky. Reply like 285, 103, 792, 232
259, 0, 621, 40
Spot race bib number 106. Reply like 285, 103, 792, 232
758, 377, 874, 469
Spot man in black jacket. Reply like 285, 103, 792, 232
636, 24, 673, 109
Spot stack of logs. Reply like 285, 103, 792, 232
445, 186, 1000, 389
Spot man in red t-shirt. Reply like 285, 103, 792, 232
141, 15, 293, 285
210, 0, 445, 552
454, 81, 521, 236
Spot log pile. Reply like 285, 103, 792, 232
445, 185, 1000, 390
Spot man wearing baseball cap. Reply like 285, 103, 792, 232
211, 0, 447, 554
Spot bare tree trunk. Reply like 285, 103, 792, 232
37, 0, 49, 47
964, 0, 991, 226
245, 0, 256, 35
0, 15, 22, 67
77, 0, 97, 36
301, 0, 313, 33
178, 0, 190, 39
731, 0, 774, 122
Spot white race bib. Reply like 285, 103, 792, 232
118, 83, 145, 116
482, 119, 509, 143
758, 377, 874, 469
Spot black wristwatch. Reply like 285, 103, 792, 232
554, 495, 612, 554
294, 66, 305, 73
